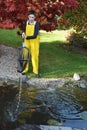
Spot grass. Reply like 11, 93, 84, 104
0, 28, 22, 47
0, 28, 87, 78
39, 42, 87, 78
40, 30, 67, 43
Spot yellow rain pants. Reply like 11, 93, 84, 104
23, 23, 40, 74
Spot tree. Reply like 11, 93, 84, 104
62, 0, 87, 38
0, 0, 79, 31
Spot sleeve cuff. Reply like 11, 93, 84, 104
26, 36, 29, 39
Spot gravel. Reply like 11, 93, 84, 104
0, 44, 20, 80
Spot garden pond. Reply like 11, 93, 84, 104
0, 78, 87, 130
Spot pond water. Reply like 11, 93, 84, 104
0, 79, 87, 130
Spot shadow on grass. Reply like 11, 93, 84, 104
37, 41, 87, 78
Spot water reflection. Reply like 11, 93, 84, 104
16, 86, 87, 128
0, 80, 18, 130
0, 80, 87, 129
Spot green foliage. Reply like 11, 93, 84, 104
62, 0, 87, 38
66, 31, 87, 48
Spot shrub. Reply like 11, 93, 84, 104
66, 31, 87, 48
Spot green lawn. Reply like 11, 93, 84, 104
0, 29, 22, 47
0, 28, 87, 78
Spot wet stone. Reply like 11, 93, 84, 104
16, 125, 72, 130
16, 125, 86, 130
73, 128, 87, 130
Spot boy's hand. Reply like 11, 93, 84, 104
22, 32, 26, 39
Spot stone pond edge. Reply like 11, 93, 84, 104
0, 75, 87, 89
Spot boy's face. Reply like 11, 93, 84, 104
28, 14, 35, 22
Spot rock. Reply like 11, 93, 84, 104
47, 119, 63, 126
73, 73, 80, 81
16, 124, 72, 130
79, 83, 87, 88
80, 111, 87, 120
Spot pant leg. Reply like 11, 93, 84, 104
22, 39, 30, 73
30, 36, 40, 74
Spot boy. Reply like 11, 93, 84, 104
22, 10, 40, 78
